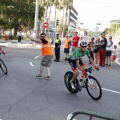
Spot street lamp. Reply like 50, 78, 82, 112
34, 0, 39, 35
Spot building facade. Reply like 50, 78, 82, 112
41, 5, 79, 37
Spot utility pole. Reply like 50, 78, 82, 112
34, 0, 39, 35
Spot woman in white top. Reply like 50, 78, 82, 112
106, 36, 113, 66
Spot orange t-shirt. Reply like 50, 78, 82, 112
41, 37, 53, 56
64, 38, 71, 48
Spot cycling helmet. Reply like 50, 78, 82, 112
79, 40, 88, 47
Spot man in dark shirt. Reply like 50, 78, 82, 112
99, 33, 107, 67
54, 34, 61, 62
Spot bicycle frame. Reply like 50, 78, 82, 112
78, 67, 95, 85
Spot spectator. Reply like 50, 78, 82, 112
71, 32, 80, 52
87, 37, 95, 64
94, 37, 100, 65
51, 37, 54, 44
54, 34, 61, 62
9, 31, 12, 40
64, 35, 71, 61
112, 45, 118, 63
99, 33, 107, 67
106, 36, 113, 66
18, 31, 22, 42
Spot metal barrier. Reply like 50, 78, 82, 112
67, 111, 119, 120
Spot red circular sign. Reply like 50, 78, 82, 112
43, 22, 48, 28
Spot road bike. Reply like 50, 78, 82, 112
64, 67, 102, 100
0, 53, 8, 75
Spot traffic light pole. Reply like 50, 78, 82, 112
34, 0, 39, 35
45, 28, 46, 34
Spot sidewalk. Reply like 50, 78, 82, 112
0, 39, 41, 48
0, 39, 64, 48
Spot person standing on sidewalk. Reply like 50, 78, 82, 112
99, 33, 107, 67
87, 37, 95, 64
9, 31, 12, 40
94, 37, 100, 65
64, 35, 71, 61
71, 32, 80, 52
27, 33, 53, 79
106, 36, 113, 66
18, 31, 22, 42
54, 34, 61, 62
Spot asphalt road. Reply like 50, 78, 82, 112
0, 47, 120, 120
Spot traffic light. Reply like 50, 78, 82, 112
56, 19, 59, 26
80, 23, 83, 25
97, 23, 101, 25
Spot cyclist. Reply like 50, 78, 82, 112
0, 47, 5, 55
68, 40, 99, 89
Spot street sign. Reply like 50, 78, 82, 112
95, 26, 99, 31
43, 22, 48, 28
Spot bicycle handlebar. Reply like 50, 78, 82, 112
86, 67, 95, 73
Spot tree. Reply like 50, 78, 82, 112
0, 0, 45, 35
61, 0, 73, 35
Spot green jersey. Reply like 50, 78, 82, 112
69, 48, 91, 60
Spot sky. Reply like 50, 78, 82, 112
73, 0, 120, 31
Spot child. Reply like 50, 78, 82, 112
112, 45, 117, 62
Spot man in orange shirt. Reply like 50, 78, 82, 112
27, 33, 53, 79
64, 35, 71, 61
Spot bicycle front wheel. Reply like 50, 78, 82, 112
0, 59, 8, 75
86, 76, 102, 100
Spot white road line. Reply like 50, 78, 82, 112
102, 88, 120, 94
29, 62, 34, 67
34, 55, 40, 59
115, 58, 120, 65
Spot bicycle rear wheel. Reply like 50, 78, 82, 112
0, 59, 8, 75
86, 76, 102, 100
64, 71, 79, 94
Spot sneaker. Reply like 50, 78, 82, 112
44, 76, 51, 80
36, 74, 43, 79
70, 80, 76, 89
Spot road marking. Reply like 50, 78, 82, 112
102, 88, 120, 94
29, 62, 34, 67
115, 58, 120, 65
34, 55, 40, 59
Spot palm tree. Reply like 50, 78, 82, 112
61, 0, 73, 35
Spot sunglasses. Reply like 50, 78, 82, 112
81, 46, 87, 48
